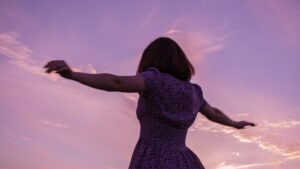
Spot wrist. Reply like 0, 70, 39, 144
61, 70, 76, 80
230, 121, 238, 128
68, 71, 76, 80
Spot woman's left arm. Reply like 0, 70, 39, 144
200, 100, 256, 129
44, 60, 145, 92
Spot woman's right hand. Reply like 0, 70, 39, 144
44, 60, 74, 79
233, 121, 256, 129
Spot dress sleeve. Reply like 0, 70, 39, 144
138, 67, 159, 97
193, 83, 207, 112
199, 99, 208, 112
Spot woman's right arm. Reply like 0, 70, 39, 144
199, 100, 256, 129
44, 60, 146, 93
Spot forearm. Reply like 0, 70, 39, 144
70, 72, 118, 91
209, 107, 236, 127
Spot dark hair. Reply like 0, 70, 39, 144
137, 37, 195, 81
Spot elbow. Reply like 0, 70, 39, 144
206, 115, 215, 121
200, 111, 214, 121
201, 106, 217, 121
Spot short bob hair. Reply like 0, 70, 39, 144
137, 37, 195, 81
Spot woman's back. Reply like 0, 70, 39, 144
129, 67, 206, 169
44, 37, 255, 169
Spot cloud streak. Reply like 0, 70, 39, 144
0, 31, 60, 81
164, 28, 238, 63
41, 119, 69, 129
0, 31, 97, 81
216, 161, 282, 169
3, 131, 33, 143
191, 117, 300, 160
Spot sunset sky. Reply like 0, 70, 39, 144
0, 0, 299, 169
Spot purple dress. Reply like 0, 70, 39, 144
128, 67, 206, 169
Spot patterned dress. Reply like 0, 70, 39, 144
128, 67, 207, 169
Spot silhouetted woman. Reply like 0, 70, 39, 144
44, 37, 255, 169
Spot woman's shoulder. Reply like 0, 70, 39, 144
191, 83, 204, 95
141, 67, 194, 86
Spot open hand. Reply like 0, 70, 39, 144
44, 60, 73, 79
233, 120, 256, 129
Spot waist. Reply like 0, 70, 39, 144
137, 136, 187, 150
138, 127, 187, 149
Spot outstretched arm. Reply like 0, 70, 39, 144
200, 100, 256, 129
44, 60, 145, 92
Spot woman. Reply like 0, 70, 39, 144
44, 37, 255, 169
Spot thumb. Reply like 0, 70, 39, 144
245, 121, 256, 127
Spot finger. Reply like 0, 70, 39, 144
44, 61, 54, 68
249, 123, 256, 126
46, 67, 53, 73
46, 64, 62, 73
53, 63, 67, 70
245, 121, 256, 126
45, 65, 56, 73
48, 62, 67, 72
45, 60, 69, 73
44, 62, 49, 68
44, 60, 61, 73
56, 66, 69, 73
241, 121, 254, 126
45, 60, 60, 70
47, 60, 65, 67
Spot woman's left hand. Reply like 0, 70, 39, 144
44, 60, 74, 79
233, 120, 256, 129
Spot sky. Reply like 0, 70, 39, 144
0, 0, 299, 169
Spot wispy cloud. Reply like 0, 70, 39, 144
139, 3, 160, 28
191, 117, 300, 160
164, 28, 238, 63
0, 31, 97, 81
72, 63, 97, 74
0, 31, 60, 81
263, 120, 300, 128
3, 131, 33, 143
216, 161, 281, 169
0, 31, 32, 60
165, 28, 180, 35
41, 119, 69, 129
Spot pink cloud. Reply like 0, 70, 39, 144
0, 31, 98, 81
41, 119, 69, 129
139, 2, 161, 28
3, 131, 33, 143
216, 161, 282, 169
164, 28, 238, 63
0, 31, 60, 80
263, 120, 300, 128
191, 116, 300, 161
72, 63, 97, 74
